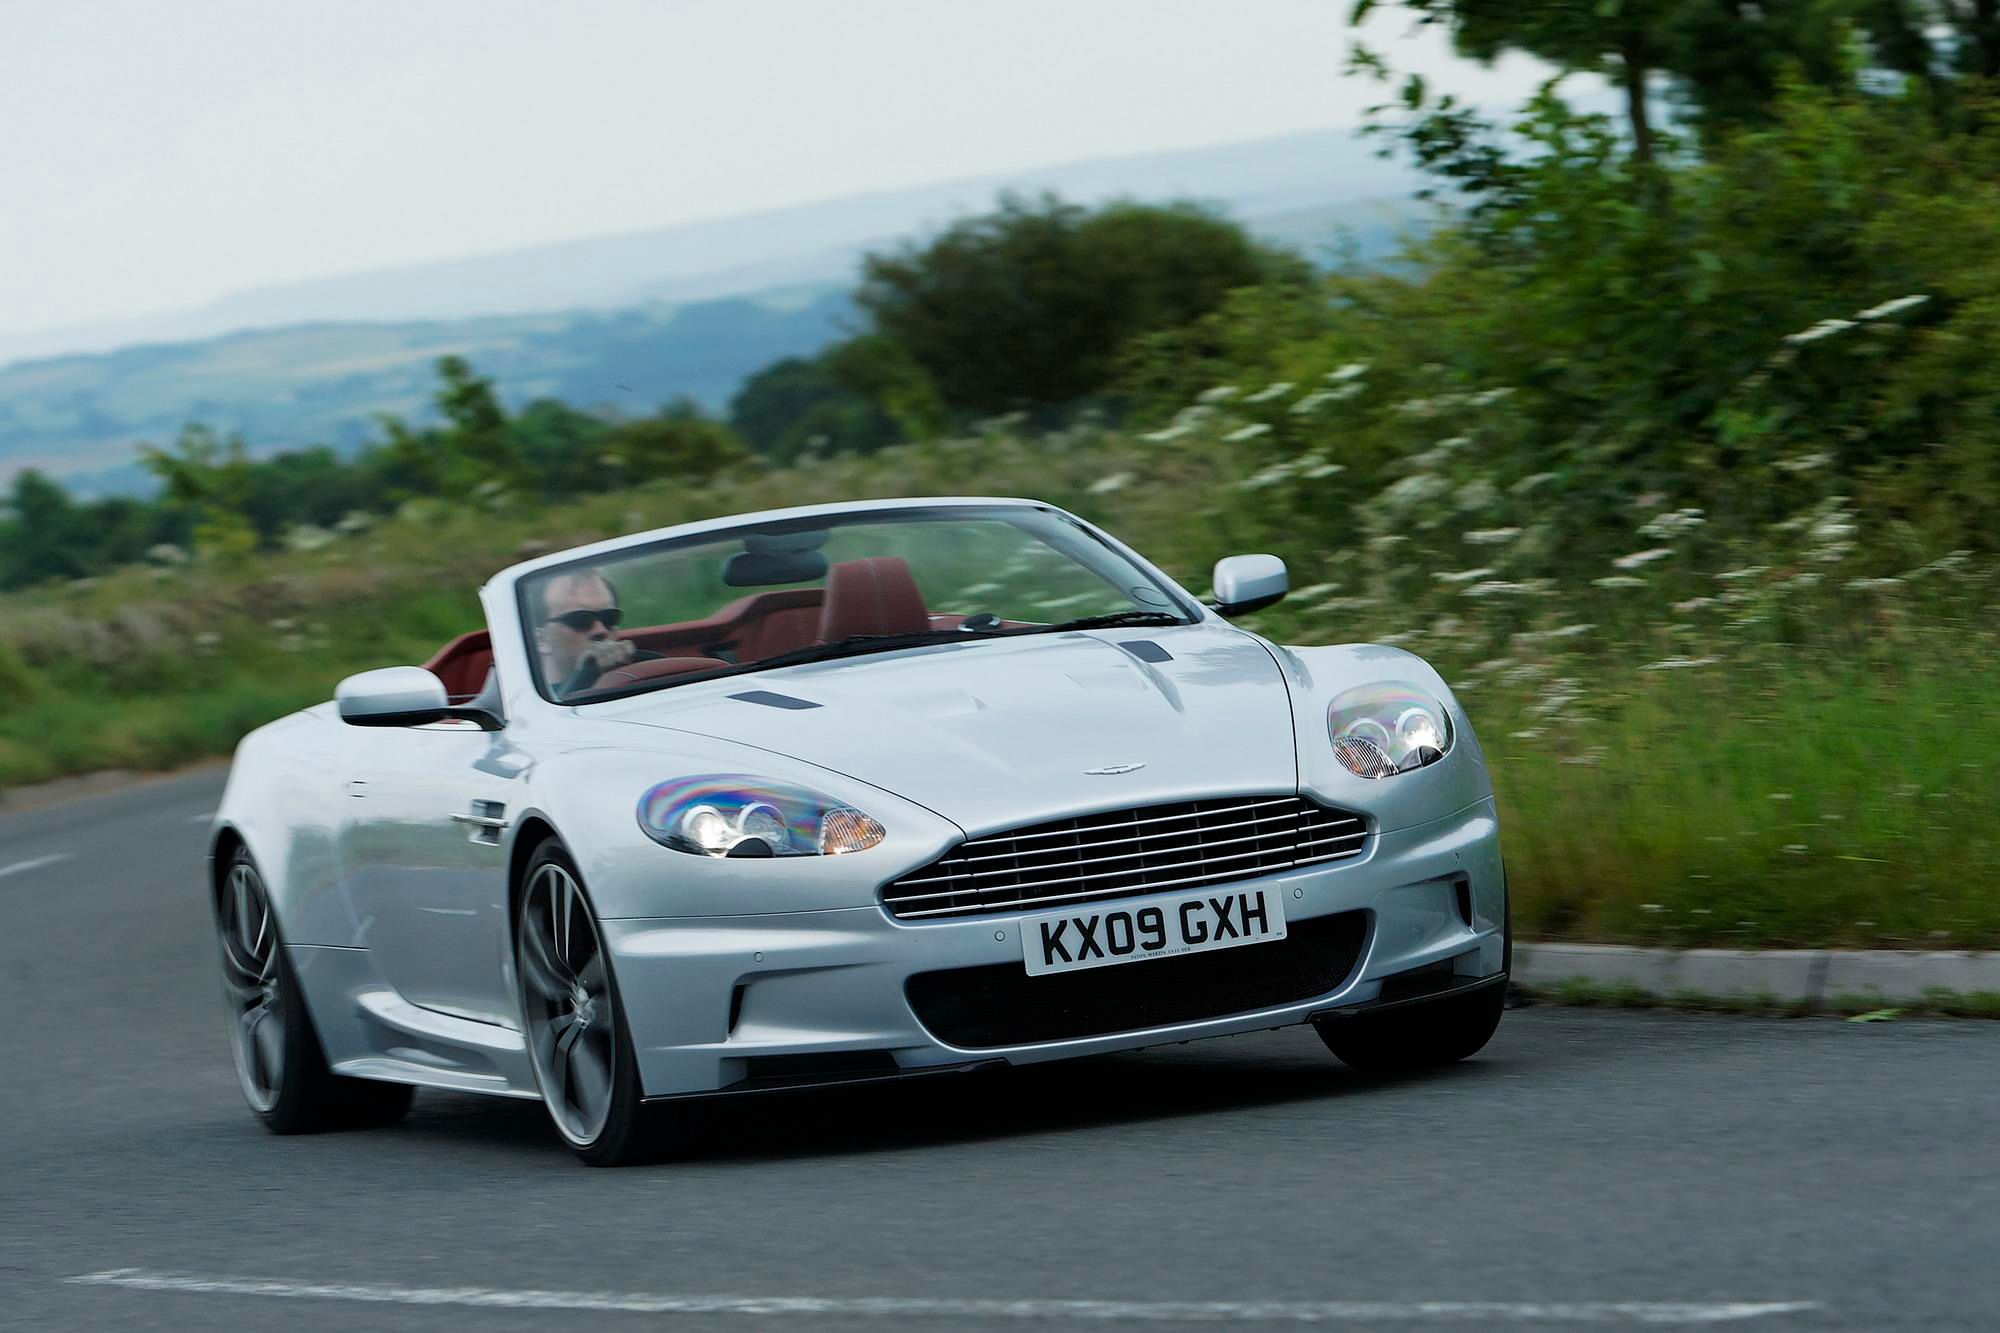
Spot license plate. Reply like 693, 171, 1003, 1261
1021, 885, 1287, 976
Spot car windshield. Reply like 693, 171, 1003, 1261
519, 505, 1192, 702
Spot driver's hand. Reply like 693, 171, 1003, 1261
578, 638, 637, 672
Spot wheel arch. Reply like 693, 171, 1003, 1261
507, 814, 560, 925
206, 824, 247, 918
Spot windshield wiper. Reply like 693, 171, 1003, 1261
1044, 610, 1188, 632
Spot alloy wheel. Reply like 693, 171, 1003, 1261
219, 860, 284, 1113
519, 863, 619, 1146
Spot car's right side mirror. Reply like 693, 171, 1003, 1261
1211, 553, 1289, 618
335, 666, 451, 727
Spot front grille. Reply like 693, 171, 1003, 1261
906, 910, 1369, 1048
882, 794, 1368, 921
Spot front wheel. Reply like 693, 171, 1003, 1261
515, 843, 655, 1166
1314, 978, 1506, 1073
216, 848, 414, 1133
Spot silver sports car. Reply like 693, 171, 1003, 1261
210, 497, 1508, 1164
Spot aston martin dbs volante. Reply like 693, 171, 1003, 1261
209, 497, 1508, 1163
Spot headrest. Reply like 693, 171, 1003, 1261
816, 557, 929, 644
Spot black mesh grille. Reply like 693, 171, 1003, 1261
905, 911, 1369, 1049
883, 795, 1368, 921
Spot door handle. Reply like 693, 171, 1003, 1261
449, 813, 508, 830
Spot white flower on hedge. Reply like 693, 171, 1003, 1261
1470, 387, 1516, 407
1288, 391, 1334, 415
1434, 567, 1496, 584
1379, 474, 1450, 512
1715, 566, 1768, 582
1462, 580, 1530, 598
1845, 576, 1904, 591
1465, 527, 1521, 545
1855, 294, 1928, 321
1639, 655, 1720, 671
1291, 582, 1340, 600
1142, 425, 1187, 444
1455, 479, 1500, 511
1300, 458, 1345, 479
1775, 451, 1832, 474
1785, 318, 1857, 345
1224, 423, 1271, 443
1513, 471, 1560, 494
1672, 596, 1718, 612
1514, 623, 1594, 643
1328, 362, 1370, 382
1197, 385, 1240, 404
1906, 549, 1972, 579
1593, 575, 1648, 589
1637, 508, 1705, 539
1088, 472, 1134, 494
1613, 548, 1671, 570
1242, 382, 1294, 404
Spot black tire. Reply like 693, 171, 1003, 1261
216, 847, 415, 1134
1318, 872, 1511, 1074
1314, 978, 1507, 1073
514, 840, 656, 1166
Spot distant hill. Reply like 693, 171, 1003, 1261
0, 127, 1433, 495
1, 286, 853, 496
0, 128, 1417, 369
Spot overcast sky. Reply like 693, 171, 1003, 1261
0, 0, 1555, 338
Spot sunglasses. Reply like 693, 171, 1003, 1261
547, 607, 622, 632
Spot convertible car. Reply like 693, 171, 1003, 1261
209, 497, 1508, 1164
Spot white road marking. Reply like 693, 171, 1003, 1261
0, 853, 71, 880
65, 1271, 1820, 1324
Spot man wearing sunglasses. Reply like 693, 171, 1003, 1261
536, 568, 662, 698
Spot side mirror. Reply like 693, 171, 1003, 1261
1211, 554, 1288, 618
336, 666, 450, 727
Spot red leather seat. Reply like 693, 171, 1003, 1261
424, 630, 494, 701
816, 557, 929, 643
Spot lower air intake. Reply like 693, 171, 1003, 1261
905, 910, 1369, 1049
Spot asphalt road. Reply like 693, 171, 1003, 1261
3, 769, 1997, 1333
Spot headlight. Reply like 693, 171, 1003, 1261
637, 775, 886, 857
1327, 683, 1453, 779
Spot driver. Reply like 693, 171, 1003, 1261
536, 568, 661, 698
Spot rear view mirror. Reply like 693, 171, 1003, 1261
1211, 554, 1288, 618
336, 666, 450, 727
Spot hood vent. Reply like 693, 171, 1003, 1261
1120, 640, 1173, 664
730, 690, 820, 710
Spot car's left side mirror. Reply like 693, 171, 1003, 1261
1211, 554, 1288, 618
336, 666, 451, 727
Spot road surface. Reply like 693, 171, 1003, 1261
3, 769, 1995, 1331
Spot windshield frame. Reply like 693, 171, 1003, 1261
515, 502, 1200, 707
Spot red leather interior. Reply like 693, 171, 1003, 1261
424, 630, 494, 701
622, 588, 826, 662
423, 566, 939, 697
817, 557, 929, 643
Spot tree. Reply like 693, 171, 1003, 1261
856, 194, 1289, 418
1357, 0, 1857, 161
0, 469, 92, 585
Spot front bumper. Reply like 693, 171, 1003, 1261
602, 797, 1505, 1098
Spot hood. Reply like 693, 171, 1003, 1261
595, 622, 1299, 837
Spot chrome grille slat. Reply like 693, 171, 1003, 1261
882, 795, 1370, 921
916, 808, 1310, 870
892, 822, 1317, 888
962, 797, 1299, 845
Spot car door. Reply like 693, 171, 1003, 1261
339, 717, 530, 1028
